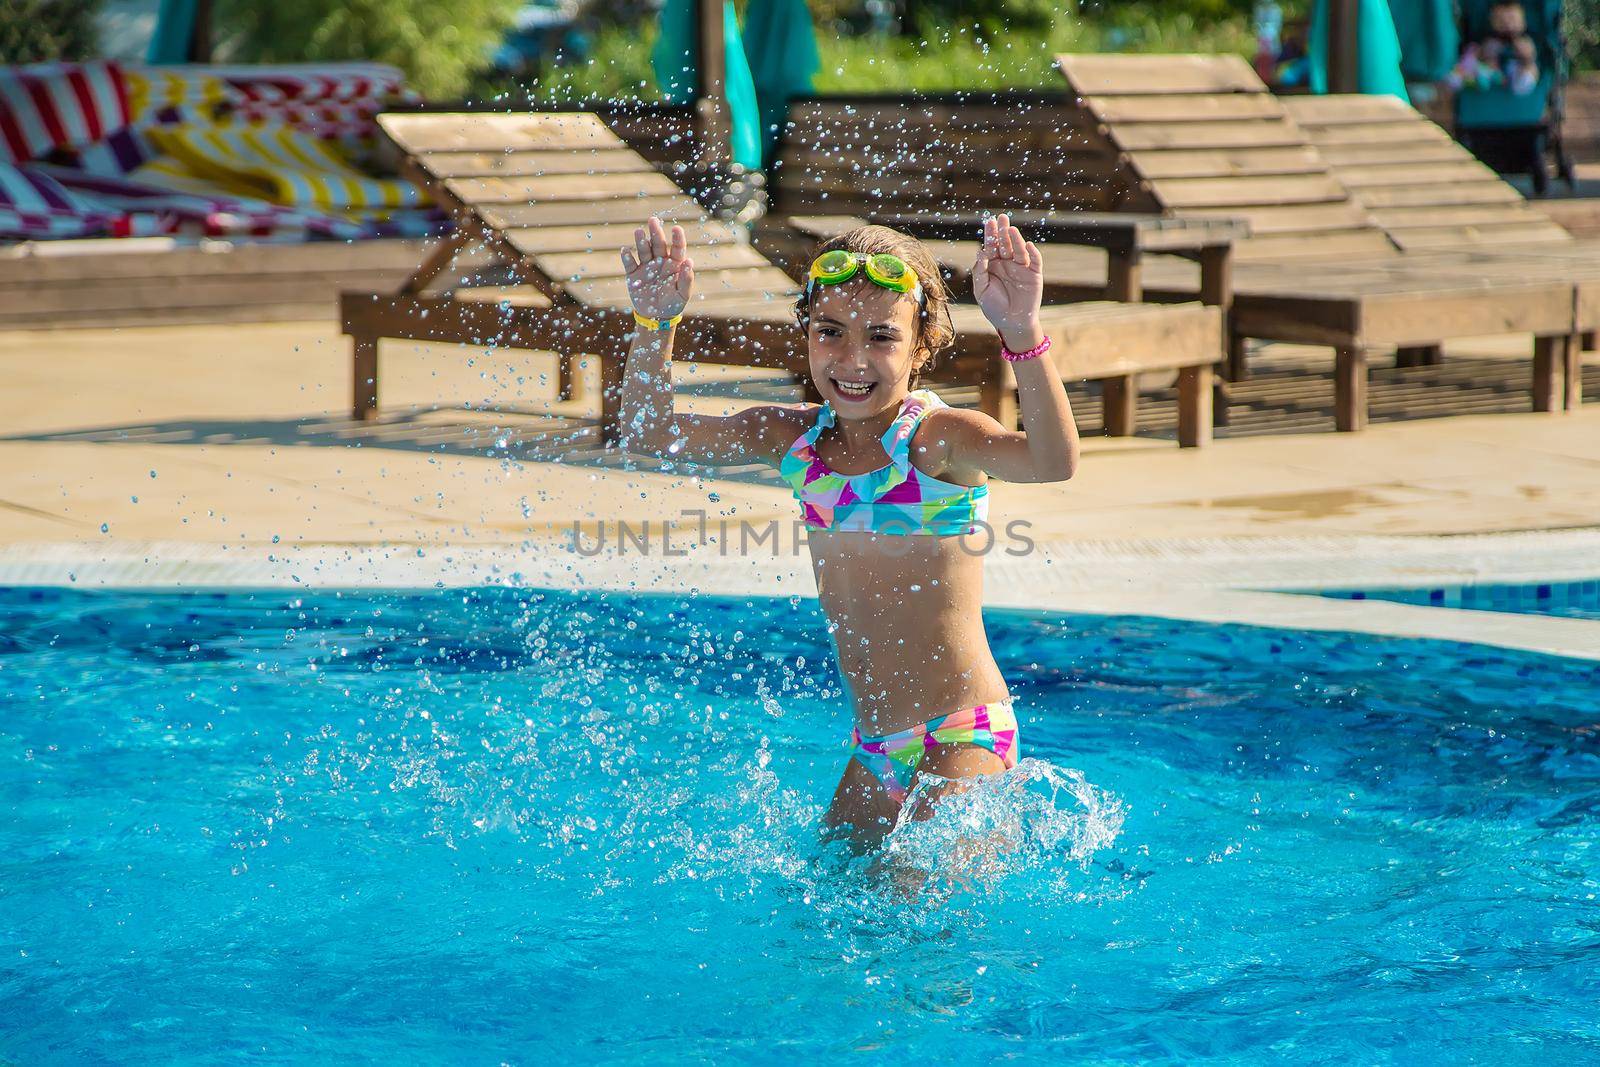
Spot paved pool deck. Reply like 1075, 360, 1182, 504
3, 319, 1598, 660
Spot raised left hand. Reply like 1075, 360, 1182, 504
972, 213, 1044, 347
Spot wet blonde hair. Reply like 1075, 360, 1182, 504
793, 225, 955, 389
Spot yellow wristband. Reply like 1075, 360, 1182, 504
633, 310, 682, 332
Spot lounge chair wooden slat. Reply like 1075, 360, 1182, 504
1275, 95, 1411, 122
774, 166, 1119, 197
454, 285, 555, 308
1150, 173, 1349, 208
1090, 93, 1286, 123
1357, 183, 1522, 208
1368, 205, 1561, 230
777, 147, 1117, 181
1126, 146, 1326, 179
566, 267, 800, 310
417, 148, 655, 179
774, 186, 1123, 215
1182, 202, 1375, 234
443, 172, 683, 204
1106, 120, 1307, 151
500, 221, 740, 258
1315, 142, 1469, 166
1296, 121, 1455, 146
777, 128, 1095, 155
1335, 161, 1504, 188
1383, 222, 1575, 249
537, 243, 772, 280
1230, 230, 1398, 261
479, 196, 709, 229
380, 112, 626, 152
1056, 53, 1265, 95
785, 98, 1091, 130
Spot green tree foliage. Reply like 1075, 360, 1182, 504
1570, 0, 1599, 71
902, 0, 1269, 35
904, 0, 1065, 34
214, 0, 523, 99
0, 0, 103, 63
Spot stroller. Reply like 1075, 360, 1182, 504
1454, 0, 1577, 194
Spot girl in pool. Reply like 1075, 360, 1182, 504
619, 213, 1079, 846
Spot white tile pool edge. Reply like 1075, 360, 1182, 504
1, 531, 1598, 662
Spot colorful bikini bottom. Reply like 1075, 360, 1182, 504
849, 699, 1021, 803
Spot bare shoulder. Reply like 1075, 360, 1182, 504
915, 405, 1005, 484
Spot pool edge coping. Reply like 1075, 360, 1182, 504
2, 531, 1598, 661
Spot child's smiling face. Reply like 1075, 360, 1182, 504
805, 280, 923, 416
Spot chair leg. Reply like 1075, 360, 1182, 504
598, 354, 627, 446
556, 353, 576, 402
1212, 372, 1231, 428
1226, 331, 1248, 382
1334, 346, 1367, 432
1102, 374, 1137, 437
1582, 330, 1596, 353
978, 367, 1019, 430
1178, 364, 1213, 448
1395, 344, 1442, 368
1533, 335, 1562, 412
352, 336, 379, 421
1563, 334, 1583, 411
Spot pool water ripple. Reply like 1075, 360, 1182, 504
2, 586, 1599, 1060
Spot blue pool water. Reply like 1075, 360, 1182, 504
1315, 578, 1600, 622
3, 586, 1599, 1062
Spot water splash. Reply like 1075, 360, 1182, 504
883, 758, 1126, 906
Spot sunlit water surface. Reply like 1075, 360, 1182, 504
2, 587, 1598, 1061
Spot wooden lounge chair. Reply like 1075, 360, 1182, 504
343, 110, 1227, 447
1285, 92, 1597, 405
1052, 52, 1584, 426
754, 92, 1238, 441
341, 112, 805, 443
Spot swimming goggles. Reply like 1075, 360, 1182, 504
805, 250, 923, 302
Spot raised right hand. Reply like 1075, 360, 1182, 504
621, 216, 694, 321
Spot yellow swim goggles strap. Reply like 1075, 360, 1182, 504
805, 250, 922, 300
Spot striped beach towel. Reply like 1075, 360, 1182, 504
36, 161, 367, 239
147, 124, 427, 213
207, 63, 410, 104
221, 99, 388, 144
0, 163, 104, 238
0, 61, 131, 165
126, 68, 232, 123
52, 68, 231, 177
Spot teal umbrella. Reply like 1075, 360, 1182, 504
1386, 0, 1460, 82
652, 0, 763, 170
742, 0, 821, 165
1308, 0, 1411, 100
148, 0, 200, 63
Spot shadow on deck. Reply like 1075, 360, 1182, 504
8, 353, 1597, 477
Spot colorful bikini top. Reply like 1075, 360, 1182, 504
779, 388, 989, 536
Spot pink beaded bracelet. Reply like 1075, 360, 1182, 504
1000, 335, 1051, 362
